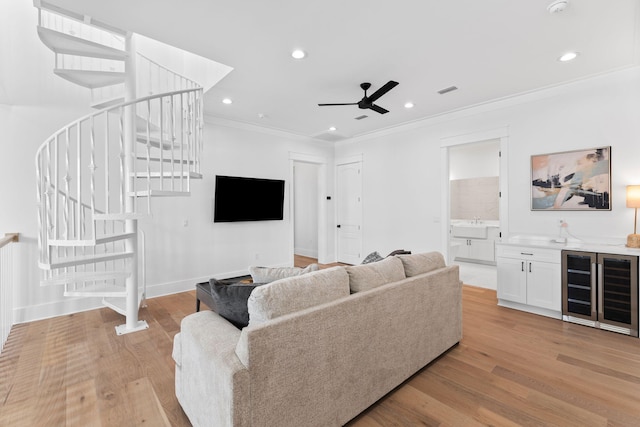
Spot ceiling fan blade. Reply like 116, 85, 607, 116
366, 80, 399, 103
318, 103, 359, 106
369, 104, 389, 114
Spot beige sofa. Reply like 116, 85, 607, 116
172, 252, 462, 427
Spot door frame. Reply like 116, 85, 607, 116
289, 152, 328, 264
440, 127, 509, 264
335, 154, 363, 264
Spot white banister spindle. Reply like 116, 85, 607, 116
53, 135, 60, 240
118, 107, 125, 214
159, 98, 164, 190
64, 128, 70, 239
89, 115, 96, 239
105, 111, 110, 214
170, 95, 175, 191
145, 99, 152, 213
76, 124, 82, 240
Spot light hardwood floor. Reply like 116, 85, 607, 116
2, 266, 640, 426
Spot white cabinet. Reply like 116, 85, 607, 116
496, 244, 561, 318
452, 226, 499, 264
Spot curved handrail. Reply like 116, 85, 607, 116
0, 233, 19, 250
35, 87, 202, 156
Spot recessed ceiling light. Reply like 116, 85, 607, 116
222, 98, 232, 104
328, 126, 337, 131
291, 49, 306, 59
559, 51, 578, 62
404, 102, 414, 109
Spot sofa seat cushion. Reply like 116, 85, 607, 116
398, 252, 446, 277
249, 264, 319, 283
346, 255, 406, 293
209, 279, 265, 328
247, 266, 349, 326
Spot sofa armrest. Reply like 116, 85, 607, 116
174, 311, 250, 427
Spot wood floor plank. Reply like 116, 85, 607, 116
66, 378, 101, 427
124, 377, 171, 427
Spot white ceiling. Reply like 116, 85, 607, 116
46, 0, 640, 141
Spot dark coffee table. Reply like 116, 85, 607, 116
195, 276, 253, 312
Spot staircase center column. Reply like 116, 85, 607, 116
117, 33, 148, 335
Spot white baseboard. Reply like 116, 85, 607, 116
294, 248, 318, 258
12, 269, 255, 325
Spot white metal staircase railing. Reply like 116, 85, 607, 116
1, 233, 19, 353
34, 1, 205, 334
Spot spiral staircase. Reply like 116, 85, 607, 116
34, 1, 207, 334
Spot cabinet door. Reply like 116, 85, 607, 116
451, 237, 470, 260
527, 260, 561, 311
497, 257, 527, 303
469, 239, 495, 262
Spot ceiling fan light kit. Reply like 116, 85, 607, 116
318, 80, 399, 115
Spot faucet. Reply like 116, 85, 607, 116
471, 216, 480, 224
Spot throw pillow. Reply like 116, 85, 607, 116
249, 264, 319, 283
209, 279, 264, 329
247, 267, 350, 326
397, 252, 446, 277
346, 255, 406, 293
361, 251, 384, 264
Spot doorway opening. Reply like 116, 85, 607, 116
441, 128, 509, 290
289, 153, 328, 266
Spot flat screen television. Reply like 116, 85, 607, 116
214, 175, 285, 222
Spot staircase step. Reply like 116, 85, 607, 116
54, 69, 126, 89
103, 290, 145, 316
91, 96, 125, 109
131, 171, 202, 179
65, 283, 127, 298
135, 156, 195, 165
37, 26, 127, 60
129, 190, 191, 197
42, 271, 130, 286
136, 133, 185, 150
48, 232, 136, 247
93, 213, 147, 221
40, 251, 133, 270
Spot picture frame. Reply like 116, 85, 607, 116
531, 146, 611, 211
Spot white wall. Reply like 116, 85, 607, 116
449, 139, 500, 180
336, 67, 640, 256
293, 162, 319, 258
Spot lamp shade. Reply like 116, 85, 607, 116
627, 185, 640, 208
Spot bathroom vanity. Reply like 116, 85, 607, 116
450, 220, 500, 264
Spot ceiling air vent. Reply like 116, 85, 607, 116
355, 115, 368, 120
437, 86, 458, 95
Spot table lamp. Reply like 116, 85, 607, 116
627, 185, 640, 248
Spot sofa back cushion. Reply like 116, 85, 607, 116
397, 252, 446, 277
248, 264, 319, 283
247, 266, 349, 326
345, 255, 406, 293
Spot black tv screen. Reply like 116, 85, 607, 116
214, 175, 285, 222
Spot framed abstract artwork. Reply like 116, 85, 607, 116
531, 146, 611, 211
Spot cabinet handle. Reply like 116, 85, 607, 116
529, 262, 532, 273
521, 261, 524, 272
520, 252, 534, 256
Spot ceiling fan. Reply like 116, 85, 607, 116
318, 80, 399, 114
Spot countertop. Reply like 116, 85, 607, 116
497, 235, 640, 257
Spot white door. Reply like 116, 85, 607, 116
336, 162, 362, 265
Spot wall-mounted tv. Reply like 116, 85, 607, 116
214, 175, 285, 222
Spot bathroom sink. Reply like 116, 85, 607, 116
451, 225, 488, 239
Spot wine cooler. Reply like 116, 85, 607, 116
562, 250, 638, 337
